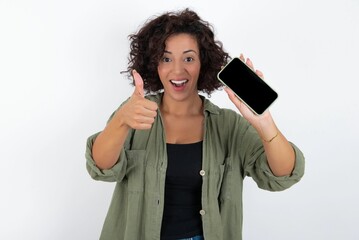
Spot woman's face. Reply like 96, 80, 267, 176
157, 33, 201, 102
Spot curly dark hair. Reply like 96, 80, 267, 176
126, 8, 230, 95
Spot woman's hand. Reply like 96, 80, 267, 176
114, 70, 158, 130
224, 54, 276, 140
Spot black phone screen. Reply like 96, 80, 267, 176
218, 57, 278, 115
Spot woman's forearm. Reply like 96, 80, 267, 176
92, 116, 130, 170
256, 116, 295, 177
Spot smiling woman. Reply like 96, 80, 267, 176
158, 34, 201, 101
125, 8, 228, 95
85, 8, 305, 240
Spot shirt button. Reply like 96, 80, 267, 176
199, 209, 206, 215
199, 170, 206, 176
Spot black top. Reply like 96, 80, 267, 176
160, 141, 203, 240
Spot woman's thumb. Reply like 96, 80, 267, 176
132, 70, 144, 97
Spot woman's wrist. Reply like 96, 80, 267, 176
262, 130, 279, 143
251, 112, 279, 141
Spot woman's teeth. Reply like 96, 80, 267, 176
170, 80, 188, 87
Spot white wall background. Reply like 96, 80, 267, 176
1, 0, 358, 239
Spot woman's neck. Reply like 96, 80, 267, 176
160, 93, 203, 116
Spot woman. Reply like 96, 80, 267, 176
86, 8, 305, 240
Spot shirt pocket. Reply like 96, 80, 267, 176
217, 157, 232, 202
125, 150, 146, 193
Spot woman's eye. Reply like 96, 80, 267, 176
162, 57, 171, 63
184, 57, 194, 62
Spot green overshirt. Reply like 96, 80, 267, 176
85, 93, 305, 240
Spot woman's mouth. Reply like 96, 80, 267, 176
170, 79, 189, 87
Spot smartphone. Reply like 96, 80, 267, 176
217, 57, 278, 115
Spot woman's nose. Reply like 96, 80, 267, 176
173, 61, 185, 74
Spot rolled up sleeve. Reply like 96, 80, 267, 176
85, 132, 127, 182
250, 142, 305, 191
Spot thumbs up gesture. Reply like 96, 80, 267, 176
133, 69, 145, 97
114, 70, 158, 130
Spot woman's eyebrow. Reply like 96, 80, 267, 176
163, 49, 198, 54
183, 50, 197, 54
